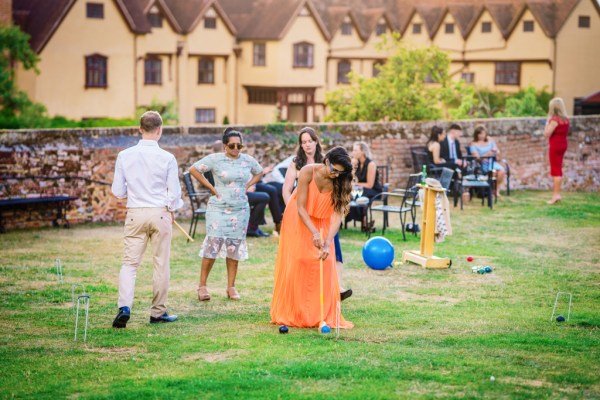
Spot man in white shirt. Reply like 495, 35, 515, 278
111, 111, 184, 328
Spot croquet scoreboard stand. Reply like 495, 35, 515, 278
402, 184, 451, 269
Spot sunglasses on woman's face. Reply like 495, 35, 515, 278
327, 160, 345, 176
226, 143, 244, 150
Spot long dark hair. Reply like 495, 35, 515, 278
323, 146, 353, 215
427, 126, 444, 146
294, 127, 323, 170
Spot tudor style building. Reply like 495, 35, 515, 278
5, 0, 600, 124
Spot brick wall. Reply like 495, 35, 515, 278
0, 0, 11, 26
1, 116, 598, 231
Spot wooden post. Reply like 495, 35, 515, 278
402, 185, 451, 269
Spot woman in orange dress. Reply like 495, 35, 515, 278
271, 147, 354, 329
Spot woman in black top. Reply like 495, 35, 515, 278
427, 126, 459, 171
352, 141, 383, 197
347, 141, 383, 231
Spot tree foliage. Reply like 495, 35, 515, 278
448, 85, 551, 119
325, 34, 451, 122
136, 98, 179, 125
0, 25, 48, 128
325, 33, 552, 122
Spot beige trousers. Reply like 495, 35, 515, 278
118, 207, 172, 318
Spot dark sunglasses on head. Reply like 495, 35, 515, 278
226, 143, 244, 150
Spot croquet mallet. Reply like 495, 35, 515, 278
173, 220, 195, 242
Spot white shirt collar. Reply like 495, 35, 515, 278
139, 139, 159, 146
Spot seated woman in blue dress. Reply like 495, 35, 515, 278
469, 125, 506, 197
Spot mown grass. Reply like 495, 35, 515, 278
0, 190, 599, 399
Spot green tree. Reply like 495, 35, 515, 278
445, 84, 509, 119
325, 34, 451, 122
495, 86, 547, 117
136, 98, 179, 125
447, 85, 551, 119
0, 25, 48, 128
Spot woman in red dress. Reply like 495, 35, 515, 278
544, 97, 570, 205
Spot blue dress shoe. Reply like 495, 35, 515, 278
150, 313, 178, 324
112, 306, 130, 328
247, 227, 270, 237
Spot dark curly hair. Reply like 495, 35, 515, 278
222, 127, 242, 144
294, 127, 323, 170
323, 146, 353, 215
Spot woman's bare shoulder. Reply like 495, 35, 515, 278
298, 164, 315, 178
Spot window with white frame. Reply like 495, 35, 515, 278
86, 3, 103, 19
341, 22, 352, 35
204, 17, 216, 29
85, 54, 107, 88
198, 58, 214, 84
195, 108, 216, 123
293, 42, 313, 68
578, 16, 590, 28
495, 62, 520, 85
253, 43, 266, 66
337, 60, 351, 84
144, 57, 162, 85
461, 72, 475, 83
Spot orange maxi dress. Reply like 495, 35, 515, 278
270, 174, 353, 329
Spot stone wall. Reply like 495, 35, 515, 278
1, 116, 598, 231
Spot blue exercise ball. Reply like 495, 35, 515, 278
362, 237, 394, 270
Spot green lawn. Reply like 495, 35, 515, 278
1, 190, 599, 399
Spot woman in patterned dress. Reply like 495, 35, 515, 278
189, 129, 263, 301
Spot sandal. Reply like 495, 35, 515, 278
361, 220, 376, 233
226, 287, 241, 301
197, 286, 210, 301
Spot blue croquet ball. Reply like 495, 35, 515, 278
279, 325, 289, 334
362, 237, 394, 270
556, 315, 565, 322
321, 325, 331, 334
485, 266, 492, 273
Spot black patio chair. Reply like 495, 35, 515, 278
459, 156, 496, 209
410, 147, 429, 173
183, 171, 210, 239
345, 164, 389, 231
368, 172, 421, 241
